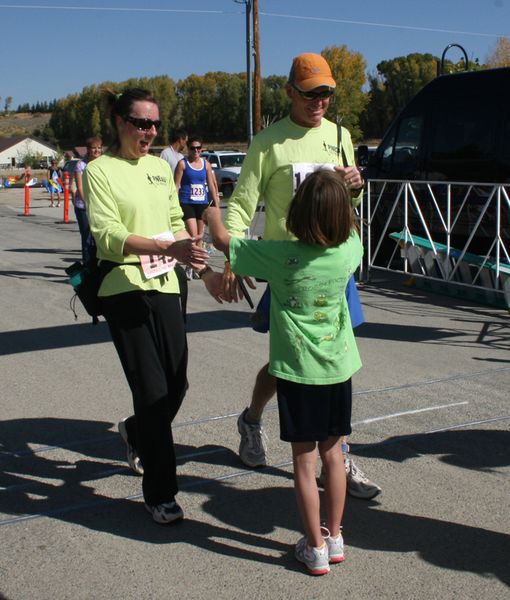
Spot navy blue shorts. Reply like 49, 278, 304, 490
276, 378, 352, 442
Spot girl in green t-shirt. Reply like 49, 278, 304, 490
204, 170, 363, 576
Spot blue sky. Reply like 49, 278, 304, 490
0, 0, 508, 108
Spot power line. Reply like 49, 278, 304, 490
261, 11, 507, 39
0, 4, 238, 15
0, 4, 506, 39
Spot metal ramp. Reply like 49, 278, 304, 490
360, 180, 510, 310
389, 231, 510, 309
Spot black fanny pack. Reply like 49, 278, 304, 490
67, 259, 118, 323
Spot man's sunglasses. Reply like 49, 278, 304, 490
124, 115, 162, 131
190, 145, 202, 151
292, 85, 334, 101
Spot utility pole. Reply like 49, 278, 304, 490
252, 0, 261, 134
234, 0, 253, 145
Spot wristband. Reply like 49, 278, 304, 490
197, 265, 213, 279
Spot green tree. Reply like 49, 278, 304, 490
16, 144, 44, 168
361, 53, 438, 139
90, 105, 101, 137
4, 96, 13, 114
49, 75, 177, 146
260, 75, 287, 128
178, 72, 246, 141
321, 45, 368, 141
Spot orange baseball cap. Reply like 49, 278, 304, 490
289, 53, 336, 91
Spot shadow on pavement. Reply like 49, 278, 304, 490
0, 417, 508, 581
350, 428, 510, 471
346, 500, 510, 586
5, 309, 503, 356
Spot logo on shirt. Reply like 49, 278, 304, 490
285, 256, 300, 267
323, 141, 341, 159
147, 173, 168, 186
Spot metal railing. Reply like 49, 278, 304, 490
358, 179, 510, 309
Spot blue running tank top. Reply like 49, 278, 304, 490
178, 158, 209, 205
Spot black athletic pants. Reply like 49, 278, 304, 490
102, 291, 188, 506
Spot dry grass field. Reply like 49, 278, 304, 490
0, 112, 51, 137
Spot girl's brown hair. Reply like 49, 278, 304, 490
103, 88, 157, 153
286, 170, 354, 247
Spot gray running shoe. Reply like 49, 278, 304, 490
118, 418, 144, 476
345, 454, 381, 500
237, 408, 268, 468
295, 536, 330, 576
317, 455, 381, 500
145, 500, 184, 524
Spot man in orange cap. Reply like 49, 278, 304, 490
217, 52, 381, 500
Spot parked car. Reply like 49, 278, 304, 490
202, 150, 246, 197
358, 66, 510, 257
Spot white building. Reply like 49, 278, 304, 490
0, 136, 58, 168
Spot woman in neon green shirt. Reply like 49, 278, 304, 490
84, 88, 212, 525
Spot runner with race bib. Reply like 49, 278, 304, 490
174, 135, 220, 279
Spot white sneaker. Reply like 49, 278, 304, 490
237, 408, 268, 467
325, 529, 345, 564
345, 454, 381, 500
318, 454, 382, 500
145, 500, 184, 524
118, 418, 144, 476
295, 536, 330, 576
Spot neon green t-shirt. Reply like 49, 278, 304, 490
225, 116, 360, 240
84, 153, 185, 296
229, 233, 363, 384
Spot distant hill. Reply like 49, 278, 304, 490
0, 113, 51, 138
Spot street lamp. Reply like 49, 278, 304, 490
234, 0, 253, 144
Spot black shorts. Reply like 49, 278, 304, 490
181, 203, 207, 220
276, 378, 352, 442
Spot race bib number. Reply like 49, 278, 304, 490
140, 231, 177, 279
190, 183, 206, 201
292, 163, 336, 194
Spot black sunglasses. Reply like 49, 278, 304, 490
124, 115, 162, 131
292, 85, 334, 101
190, 145, 202, 151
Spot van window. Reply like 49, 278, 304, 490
430, 107, 494, 161
427, 97, 497, 181
379, 116, 422, 174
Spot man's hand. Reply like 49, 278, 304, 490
334, 165, 364, 191
202, 206, 221, 225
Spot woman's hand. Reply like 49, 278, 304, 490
162, 237, 209, 268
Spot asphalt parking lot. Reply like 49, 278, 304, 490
1, 188, 509, 600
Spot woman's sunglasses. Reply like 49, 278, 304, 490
124, 115, 162, 131
292, 85, 334, 101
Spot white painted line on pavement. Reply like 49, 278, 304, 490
354, 401, 468, 425
1, 413, 508, 528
